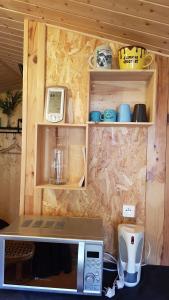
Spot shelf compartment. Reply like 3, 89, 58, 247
88, 70, 156, 124
35, 123, 88, 190
89, 69, 155, 81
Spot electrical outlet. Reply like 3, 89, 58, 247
122, 204, 135, 218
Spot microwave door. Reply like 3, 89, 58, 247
3, 240, 79, 292
77, 242, 85, 293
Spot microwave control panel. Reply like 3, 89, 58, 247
84, 243, 103, 294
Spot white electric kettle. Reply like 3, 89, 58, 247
118, 224, 144, 287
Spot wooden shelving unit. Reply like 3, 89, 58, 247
35, 70, 156, 191
88, 69, 157, 125
35, 123, 88, 190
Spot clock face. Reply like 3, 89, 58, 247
48, 91, 62, 114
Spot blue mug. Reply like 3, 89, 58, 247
89, 111, 102, 122
117, 104, 131, 122
101, 109, 117, 122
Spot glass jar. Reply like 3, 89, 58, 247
49, 136, 68, 185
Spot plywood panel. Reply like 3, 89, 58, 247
41, 25, 148, 252
43, 126, 147, 252
145, 56, 168, 264
46, 26, 121, 123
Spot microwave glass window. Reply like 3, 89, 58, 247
48, 91, 62, 113
4, 241, 78, 290
87, 251, 99, 258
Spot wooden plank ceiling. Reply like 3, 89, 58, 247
0, 0, 168, 93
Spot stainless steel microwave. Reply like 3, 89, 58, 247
0, 215, 104, 296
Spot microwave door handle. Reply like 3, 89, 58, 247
77, 241, 85, 293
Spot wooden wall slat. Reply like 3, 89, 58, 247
0, 16, 23, 30
0, 38, 23, 49
17, 0, 169, 39
162, 57, 169, 265
19, 19, 29, 215
145, 56, 168, 264
0, 24, 23, 36
145, 0, 169, 6
73, 0, 169, 24
33, 22, 46, 215
0, 50, 22, 58
21, 20, 39, 214
21, 21, 46, 215
0, 31, 23, 42
0, 0, 169, 55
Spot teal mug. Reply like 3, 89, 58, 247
89, 111, 102, 122
101, 109, 117, 122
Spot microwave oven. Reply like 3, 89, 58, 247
0, 215, 104, 296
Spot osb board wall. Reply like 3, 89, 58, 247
22, 20, 168, 263
44, 26, 147, 254
0, 91, 22, 224
43, 127, 147, 253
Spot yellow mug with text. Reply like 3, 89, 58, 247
118, 46, 153, 70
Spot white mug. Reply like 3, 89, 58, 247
89, 44, 112, 69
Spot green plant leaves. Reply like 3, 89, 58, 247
0, 90, 22, 116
